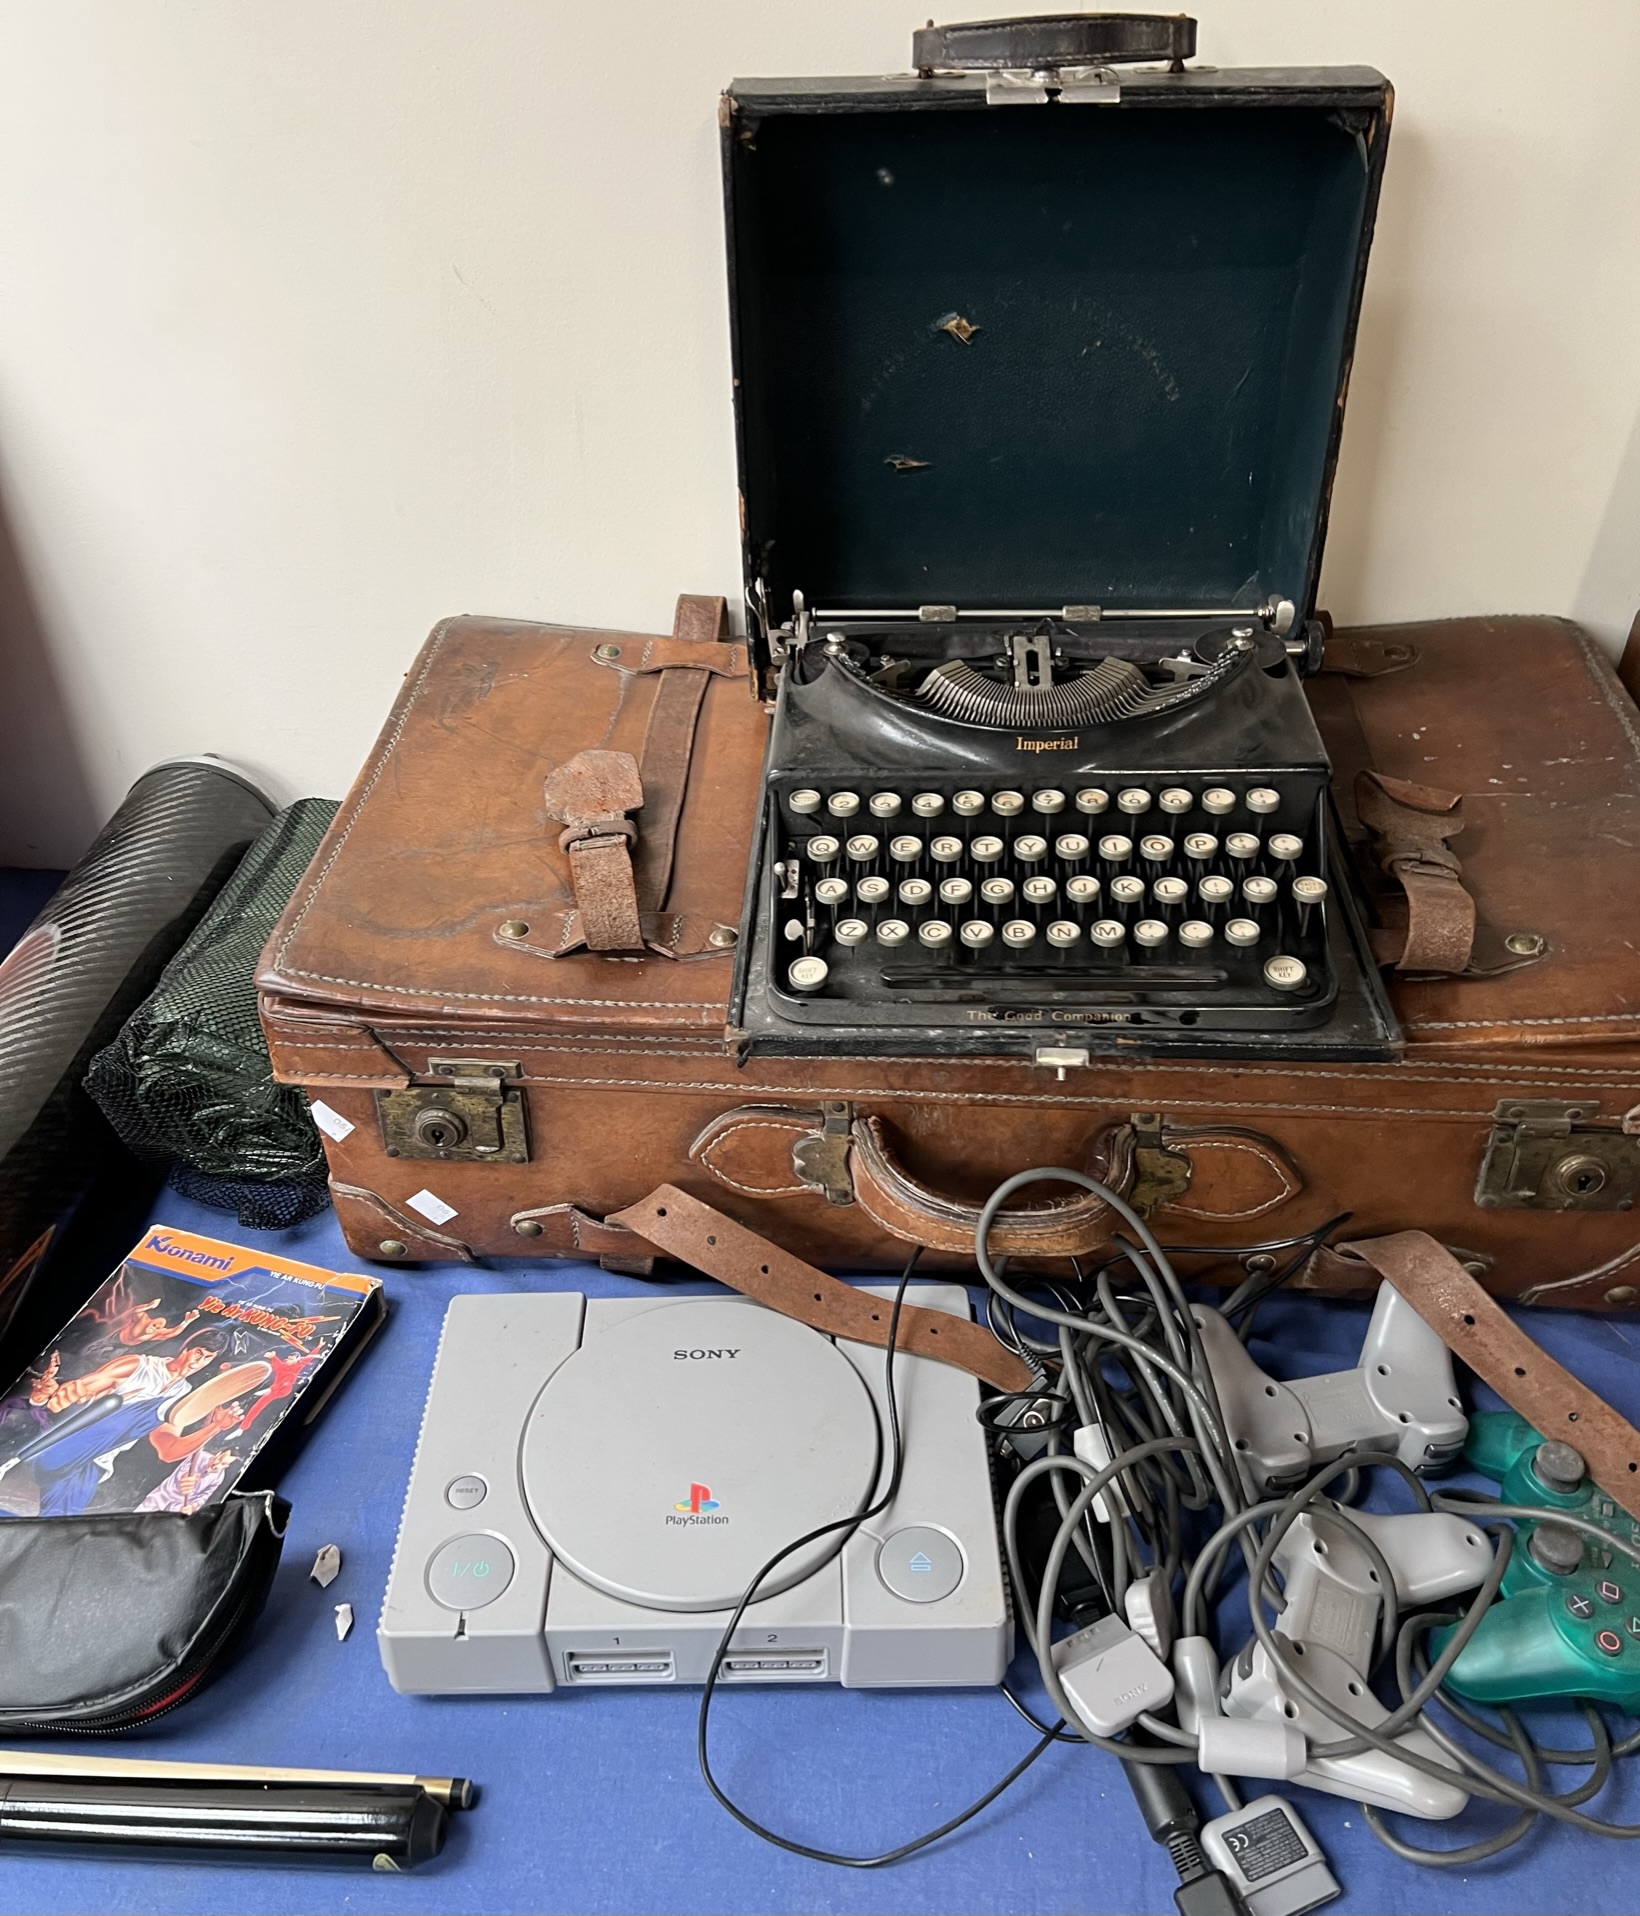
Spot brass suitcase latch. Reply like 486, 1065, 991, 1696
1475, 1100, 1639, 1212
377, 1059, 529, 1164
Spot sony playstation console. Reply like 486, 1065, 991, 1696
378, 1286, 1010, 1694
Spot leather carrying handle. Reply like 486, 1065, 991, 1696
847, 1115, 1136, 1255
913, 13, 1196, 73
606, 1185, 1036, 1394
1340, 1230, 1640, 1522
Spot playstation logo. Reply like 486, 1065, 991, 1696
674, 1482, 720, 1514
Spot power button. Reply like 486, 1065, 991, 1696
427, 1534, 515, 1612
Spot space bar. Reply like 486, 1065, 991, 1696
879, 963, 1227, 993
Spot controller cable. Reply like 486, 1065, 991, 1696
694, 1246, 1062, 1867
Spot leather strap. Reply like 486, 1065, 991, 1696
1339, 1230, 1640, 1522
541, 749, 645, 951
607, 1185, 1036, 1394
1354, 771, 1477, 974
537, 597, 733, 957
631, 598, 728, 914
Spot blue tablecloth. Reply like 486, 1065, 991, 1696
4, 1191, 1639, 1916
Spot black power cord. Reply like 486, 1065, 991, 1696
1124, 1762, 1249, 1916
694, 1248, 1060, 1867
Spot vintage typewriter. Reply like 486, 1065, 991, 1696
724, 16, 1399, 1064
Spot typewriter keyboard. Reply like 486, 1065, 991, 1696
764, 775, 1335, 1026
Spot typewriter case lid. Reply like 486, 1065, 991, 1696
723, 16, 1392, 670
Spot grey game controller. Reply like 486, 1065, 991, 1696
1192, 1283, 1466, 1497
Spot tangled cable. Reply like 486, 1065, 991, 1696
976, 1166, 1640, 1866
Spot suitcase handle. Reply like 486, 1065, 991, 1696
913, 13, 1196, 76
847, 1114, 1136, 1256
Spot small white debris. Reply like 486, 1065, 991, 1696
335, 1602, 354, 1642
311, 1543, 342, 1588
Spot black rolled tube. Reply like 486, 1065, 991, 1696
0, 1779, 447, 1868
0, 757, 273, 1365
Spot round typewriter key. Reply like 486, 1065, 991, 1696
1139, 834, 1175, 864
1225, 832, 1260, 863
1110, 872, 1145, 903
1090, 919, 1127, 949
972, 835, 1006, 864
1225, 918, 1261, 947
1066, 875, 1102, 905
911, 792, 946, 818
806, 835, 841, 864
1016, 834, 1049, 863
1054, 833, 1091, 862
1183, 832, 1219, 863
1292, 874, 1328, 937
898, 878, 933, 908
1241, 875, 1278, 907
980, 876, 1016, 906
992, 790, 1025, 817
1152, 877, 1188, 909
1159, 788, 1194, 815
814, 877, 849, 907
1098, 834, 1134, 865
828, 791, 861, 818
1263, 954, 1308, 991
889, 835, 924, 864
1202, 788, 1236, 816
1031, 789, 1067, 815
1074, 788, 1111, 815
1022, 875, 1057, 905
1179, 919, 1215, 949
1198, 875, 1234, 908
960, 920, 995, 949
1001, 919, 1036, 948
787, 956, 829, 992
939, 876, 973, 907
1046, 919, 1081, 948
789, 789, 822, 816
953, 790, 985, 817
930, 835, 964, 864
868, 791, 903, 819
835, 918, 868, 945
1117, 788, 1152, 816
846, 834, 880, 864
1134, 919, 1169, 947
1268, 833, 1304, 863
1246, 788, 1281, 815
856, 876, 890, 905
876, 918, 911, 946
918, 919, 953, 949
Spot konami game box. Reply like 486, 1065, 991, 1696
0, 1225, 384, 1519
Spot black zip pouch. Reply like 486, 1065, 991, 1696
0, 1492, 287, 1732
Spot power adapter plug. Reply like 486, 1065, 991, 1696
1201, 1795, 1339, 1916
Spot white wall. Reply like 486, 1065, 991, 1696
0, 1, 1636, 865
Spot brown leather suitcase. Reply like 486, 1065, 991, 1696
256, 600, 1640, 1309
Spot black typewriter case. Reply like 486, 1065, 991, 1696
720, 20, 1401, 1064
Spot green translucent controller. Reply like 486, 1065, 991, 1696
1440, 1412, 1640, 1711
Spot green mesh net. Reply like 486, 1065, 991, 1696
84, 799, 338, 1227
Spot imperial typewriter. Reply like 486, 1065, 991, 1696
724, 15, 1399, 1064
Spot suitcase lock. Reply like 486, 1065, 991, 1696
1475, 1100, 1639, 1212
377, 1059, 529, 1164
